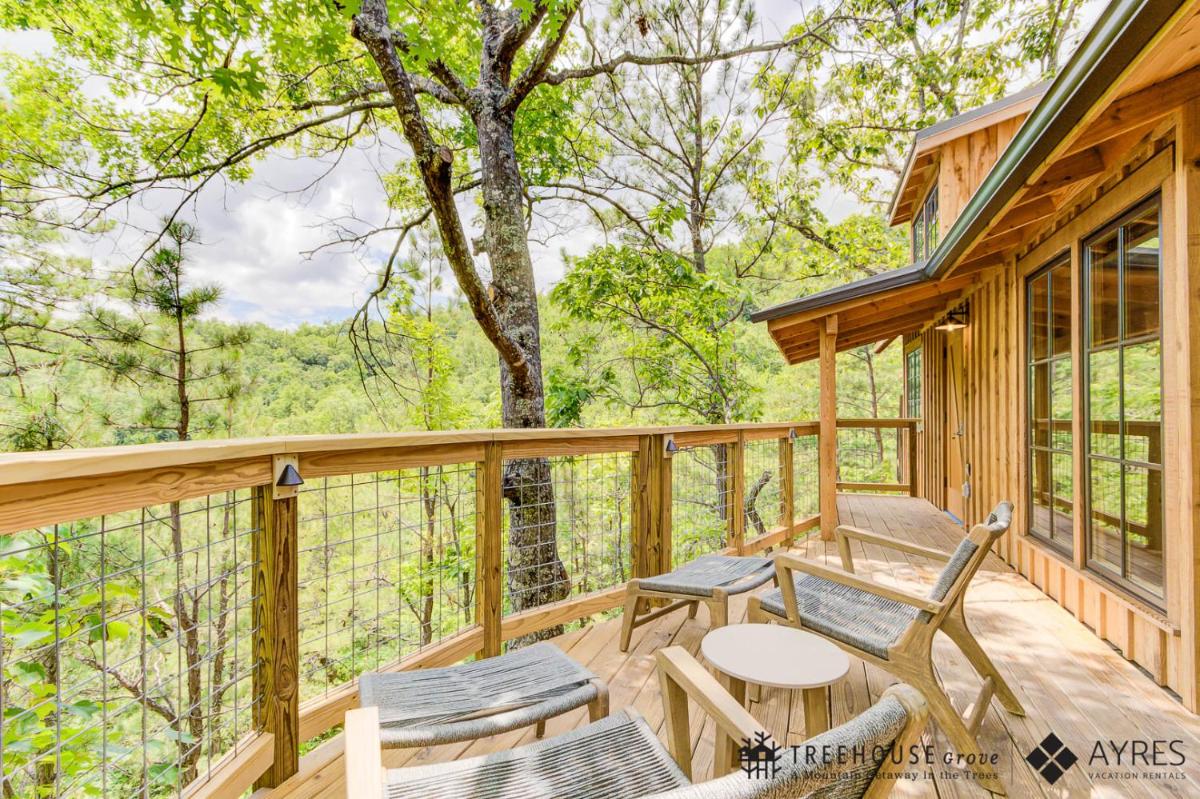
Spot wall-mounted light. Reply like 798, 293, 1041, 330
935, 307, 968, 332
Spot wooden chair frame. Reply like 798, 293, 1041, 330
747, 519, 1025, 796
620, 572, 778, 653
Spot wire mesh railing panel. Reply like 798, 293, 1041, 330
670, 443, 733, 566
742, 439, 784, 541
836, 426, 905, 488
500, 452, 632, 621
296, 464, 477, 704
793, 433, 820, 519
0, 493, 260, 799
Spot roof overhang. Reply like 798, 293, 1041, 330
754, 0, 1200, 364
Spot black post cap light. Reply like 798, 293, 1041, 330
277, 463, 304, 487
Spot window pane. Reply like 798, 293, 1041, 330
1030, 274, 1049, 360
1088, 350, 1120, 458
1051, 264, 1071, 356
1051, 358, 1072, 451
1123, 207, 1160, 340
1088, 230, 1120, 348
1123, 340, 1161, 464
1030, 448, 1052, 537
1051, 452, 1074, 547
1030, 362, 1050, 448
926, 191, 940, 252
913, 211, 925, 260
1089, 458, 1123, 574
1123, 465, 1163, 596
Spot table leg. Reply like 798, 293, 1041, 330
716, 674, 747, 777
802, 686, 831, 737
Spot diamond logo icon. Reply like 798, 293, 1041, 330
1026, 733, 1078, 785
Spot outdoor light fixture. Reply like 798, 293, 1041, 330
664, 437, 678, 454
935, 307, 968, 332
277, 463, 304, 487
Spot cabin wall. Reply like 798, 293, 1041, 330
906, 117, 1200, 710
935, 116, 1027, 238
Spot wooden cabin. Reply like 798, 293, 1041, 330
753, 0, 1200, 713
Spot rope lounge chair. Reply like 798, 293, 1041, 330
357, 642, 609, 748
345, 646, 929, 799
747, 501, 1025, 796
619, 554, 778, 652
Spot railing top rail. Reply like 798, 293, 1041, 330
0, 422, 825, 488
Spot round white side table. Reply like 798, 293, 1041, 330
700, 624, 850, 775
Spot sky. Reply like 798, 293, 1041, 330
1, 0, 1094, 329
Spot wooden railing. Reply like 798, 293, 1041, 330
835, 418, 919, 496
0, 419, 913, 797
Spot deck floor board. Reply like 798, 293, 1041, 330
259, 495, 1197, 799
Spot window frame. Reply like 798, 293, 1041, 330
905, 344, 923, 420
911, 179, 940, 262
1025, 255, 1074, 556
1081, 192, 1165, 607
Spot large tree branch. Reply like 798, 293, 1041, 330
504, 4, 578, 109
540, 34, 812, 87
353, 0, 535, 392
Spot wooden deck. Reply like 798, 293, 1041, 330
259, 495, 1200, 798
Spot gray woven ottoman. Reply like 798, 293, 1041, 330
358, 641, 608, 748
619, 555, 777, 652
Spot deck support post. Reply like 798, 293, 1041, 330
633, 434, 673, 579
476, 442, 504, 659
729, 432, 746, 554
252, 465, 300, 789
907, 420, 919, 497
779, 434, 794, 546
819, 315, 839, 540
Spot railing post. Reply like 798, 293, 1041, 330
779, 433, 795, 546
907, 420, 919, 497
476, 442, 503, 659
633, 434, 671, 578
819, 316, 838, 540
253, 455, 301, 789
729, 432, 746, 554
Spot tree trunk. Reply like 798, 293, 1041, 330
477, 107, 570, 642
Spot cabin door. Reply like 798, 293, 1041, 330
944, 331, 967, 521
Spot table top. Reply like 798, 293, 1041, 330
700, 624, 850, 689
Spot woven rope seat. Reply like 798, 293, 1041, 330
638, 555, 777, 598
376, 698, 912, 799
359, 642, 603, 748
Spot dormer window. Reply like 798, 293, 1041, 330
913, 181, 939, 261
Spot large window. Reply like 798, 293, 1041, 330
912, 182, 939, 261
905, 346, 922, 417
1084, 196, 1163, 602
1027, 258, 1074, 553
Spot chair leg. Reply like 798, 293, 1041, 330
619, 588, 641, 653
942, 605, 1025, 717
910, 659, 1007, 796
710, 589, 729, 629
687, 600, 699, 619
588, 679, 610, 722
535, 719, 546, 738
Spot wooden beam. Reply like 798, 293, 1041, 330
818, 316, 838, 540
765, 273, 979, 335
252, 484, 300, 789
779, 436, 794, 546
1066, 63, 1200, 156
729, 432, 746, 553
980, 196, 1059, 241
1023, 147, 1106, 199
476, 442, 503, 659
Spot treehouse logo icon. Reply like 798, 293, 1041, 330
738, 731, 783, 779
1025, 732, 1078, 785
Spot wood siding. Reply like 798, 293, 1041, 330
905, 128, 1196, 706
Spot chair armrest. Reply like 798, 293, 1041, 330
834, 525, 951, 573
655, 646, 766, 781
773, 553, 943, 615
344, 706, 385, 799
